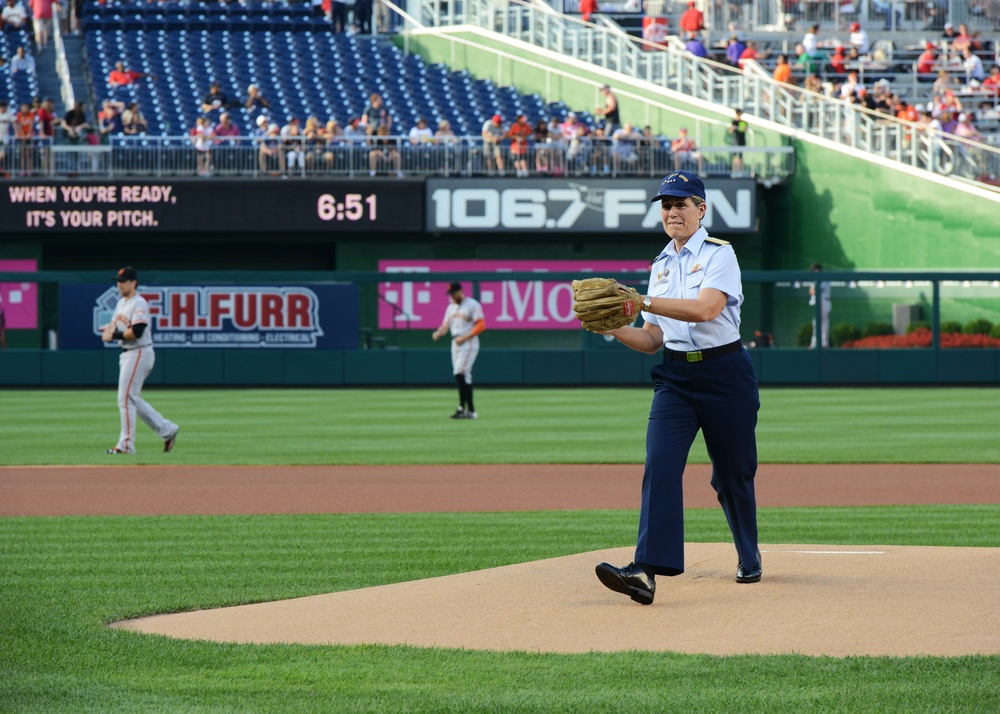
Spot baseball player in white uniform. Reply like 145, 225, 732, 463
101, 266, 179, 454
432, 281, 486, 419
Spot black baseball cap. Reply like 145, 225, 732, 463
446, 281, 463, 295
650, 171, 706, 202
116, 266, 138, 282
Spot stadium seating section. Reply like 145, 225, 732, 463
0, 27, 40, 109
82, 1, 593, 139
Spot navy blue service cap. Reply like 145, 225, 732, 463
116, 266, 138, 282
650, 171, 706, 202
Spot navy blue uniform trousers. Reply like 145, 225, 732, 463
634, 347, 760, 576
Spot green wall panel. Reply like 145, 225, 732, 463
819, 350, 880, 383
475, 351, 525, 385
343, 351, 404, 384
877, 351, 937, 384
41, 351, 102, 385
158, 351, 224, 385
223, 351, 284, 385
523, 350, 583, 384
936, 350, 998, 383
283, 351, 344, 385
756, 349, 821, 383
0, 351, 42, 384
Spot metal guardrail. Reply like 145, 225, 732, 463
0, 135, 793, 180
407, 0, 1000, 188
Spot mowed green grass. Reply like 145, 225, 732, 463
2, 506, 999, 713
2, 386, 999, 711
1, 387, 998, 465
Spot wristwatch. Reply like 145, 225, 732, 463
642, 295, 652, 311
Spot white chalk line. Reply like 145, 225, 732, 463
762, 550, 885, 555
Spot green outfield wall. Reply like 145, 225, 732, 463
2, 347, 998, 386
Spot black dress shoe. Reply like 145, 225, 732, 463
736, 548, 762, 583
595, 562, 655, 604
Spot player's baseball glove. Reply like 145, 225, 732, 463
571, 277, 643, 332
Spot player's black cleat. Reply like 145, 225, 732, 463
450, 408, 466, 419
106, 447, 127, 454
164, 428, 179, 453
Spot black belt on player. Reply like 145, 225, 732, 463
663, 340, 742, 363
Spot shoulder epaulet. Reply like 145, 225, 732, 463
704, 237, 730, 245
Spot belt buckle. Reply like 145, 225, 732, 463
686, 351, 703, 363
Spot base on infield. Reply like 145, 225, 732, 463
113, 542, 1000, 657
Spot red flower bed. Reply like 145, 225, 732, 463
842, 328, 1000, 349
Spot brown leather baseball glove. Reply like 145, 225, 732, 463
571, 277, 643, 332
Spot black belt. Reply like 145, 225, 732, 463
663, 340, 742, 363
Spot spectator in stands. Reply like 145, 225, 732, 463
963, 47, 984, 84
829, 45, 846, 74
243, 84, 270, 117
408, 116, 433, 145
916, 108, 941, 134
941, 21, 957, 40
60, 100, 90, 144
725, 33, 746, 68
29, 0, 54, 52
579, 0, 597, 23
589, 126, 611, 175
321, 119, 342, 171
98, 99, 125, 142
434, 118, 457, 174
481, 113, 505, 176
507, 113, 532, 177
737, 40, 768, 70
214, 111, 240, 142
14, 101, 34, 175
952, 113, 985, 142
931, 69, 953, 100
895, 99, 919, 124
108, 61, 154, 92
255, 116, 280, 173
848, 21, 869, 56
728, 108, 747, 176
361, 92, 391, 135
685, 32, 708, 59
330, 0, 348, 33
302, 116, 325, 172
839, 71, 862, 99
917, 42, 937, 76
545, 115, 564, 176
679, 1, 704, 34
33, 96, 53, 171
952, 24, 980, 54
611, 122, 641, 174
802, 24, 819, 57
343, 117, 365, 143
856, 87, 876, 110
639, 125, 665, 174
200, 82, 230, 116
794, 42, 821, 75
280, 117, 304, 176
532, 118, 550, 174
354, 0, 372, 33
10, 45, 34, 76
982, 65, 1000, 96
670, 127, 703, 174
560, 112, 587, 174
1, 0, 28, 30
121, 102, 148, 135
772, 54, 792, 85
594, 85, 620, 136
190, 115, 214, 176
935, 89, 963, 120
368, 125, 402, 177
804, 73, 823, 95
0, 99, 13, 177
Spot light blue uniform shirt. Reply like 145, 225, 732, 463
641, 226, 743, 351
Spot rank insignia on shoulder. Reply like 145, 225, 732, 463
705, 237, 730, 245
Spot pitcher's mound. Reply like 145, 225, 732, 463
115, 543, 1000, 657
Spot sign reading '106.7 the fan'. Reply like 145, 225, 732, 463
425, 178, 756, 233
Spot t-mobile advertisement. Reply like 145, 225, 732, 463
58, 283, 358, 349
0, 259, 39, 329
377, 259, 650, 330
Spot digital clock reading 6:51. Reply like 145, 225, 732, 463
317, 193, 377, 222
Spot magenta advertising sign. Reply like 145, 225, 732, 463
378, 260, 649, 330
0, 259, 38, 329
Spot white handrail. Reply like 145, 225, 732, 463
53, 8, 75, 111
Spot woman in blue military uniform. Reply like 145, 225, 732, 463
594, 171, 761, 605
